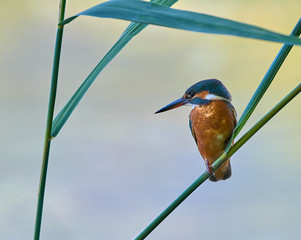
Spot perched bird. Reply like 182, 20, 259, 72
155, 79, 237, 181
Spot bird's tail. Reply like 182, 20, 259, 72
209, 159, 231, 182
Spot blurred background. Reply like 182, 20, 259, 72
0, 0, 300, 239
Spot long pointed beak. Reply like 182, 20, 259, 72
155, 98, 189, 114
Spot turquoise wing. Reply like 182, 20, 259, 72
189, 118, 198, 145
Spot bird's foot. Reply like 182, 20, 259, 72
205, 161, 215, 176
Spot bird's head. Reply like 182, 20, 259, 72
155, 79, 231, 114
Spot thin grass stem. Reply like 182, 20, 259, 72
34, 1, 67, 239
135, 82, 301, 240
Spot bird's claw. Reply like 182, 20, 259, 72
205, 161, 215, 176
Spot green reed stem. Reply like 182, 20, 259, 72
234, 18, 301, 138
34, 1, 67, 239
135, 82, 301, 240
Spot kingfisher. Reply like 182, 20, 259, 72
155, 79, 237, 181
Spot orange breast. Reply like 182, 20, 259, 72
189, 100, 236, 164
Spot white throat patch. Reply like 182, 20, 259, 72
205, 93, 229, 102
190, 94, 230, 109
191, 104, 198, 109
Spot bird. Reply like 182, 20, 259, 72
155, 79, 237, 182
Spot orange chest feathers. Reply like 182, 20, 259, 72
189, 100, 236, 162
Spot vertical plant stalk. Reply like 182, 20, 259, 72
34, 1, 67, 240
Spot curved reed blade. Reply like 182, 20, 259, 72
60, 0, 301, 45
234, 18, 301, 138
51, 0, 178, 137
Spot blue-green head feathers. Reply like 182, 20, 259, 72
184, 79, 232, 101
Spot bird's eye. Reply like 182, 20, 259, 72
187, 91, 194, 98
184, 91, 194, 99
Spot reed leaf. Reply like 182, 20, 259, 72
51, 0, 178, 137
234, 18, 301, 138
60, 0, 301, 45
52, 0, 301, 137
224, 17, 301, 152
